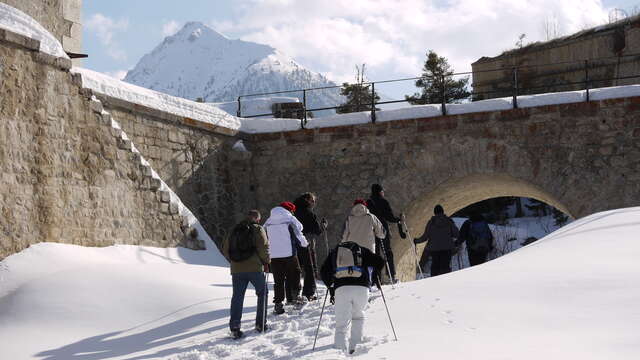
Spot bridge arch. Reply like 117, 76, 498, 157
394, 172, 573, 280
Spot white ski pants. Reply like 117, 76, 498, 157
334, 285, 369, 352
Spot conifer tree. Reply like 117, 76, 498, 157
406, 50, 470, 105
337, 64, 380, 114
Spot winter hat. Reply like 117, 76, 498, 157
353, 198, 367, 206
371, 183, 384, 195
279, 201, 296, 213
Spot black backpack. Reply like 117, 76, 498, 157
228, 223, 256, 262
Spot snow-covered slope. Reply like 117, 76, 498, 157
124, 22, 341, 116
1, 207, 639, 359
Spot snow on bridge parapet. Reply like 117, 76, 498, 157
72, 66, 640, 136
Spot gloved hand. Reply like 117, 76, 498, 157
321, 218, 328, 228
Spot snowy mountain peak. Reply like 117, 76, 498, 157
124, 22, 341, 113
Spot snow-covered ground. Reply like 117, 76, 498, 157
1, 207, 639, 359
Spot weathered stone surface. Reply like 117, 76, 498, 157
0, 36, 191, 260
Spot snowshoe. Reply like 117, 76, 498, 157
255, 323, 270, 333
274, 302, 285, 315
231, 329, 244, 340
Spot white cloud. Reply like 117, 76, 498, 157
85, 13, 129, 61
162, 20, 182, 37
220, 0, 609, 90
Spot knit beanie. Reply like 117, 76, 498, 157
279, 201, 296, 213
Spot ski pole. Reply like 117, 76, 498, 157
321, 218, 329, 260
376, 237, 395, 288
401, 218, 423, 278
263, 271, 269, 332
376, 279, 398, 341
312, 287, 330, 351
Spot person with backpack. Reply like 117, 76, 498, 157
222, 209, 271, 339
293, 192, 323, 301
341, 199, 386, 253
414, 204, 459, 277
264, 201, 308, 314
320, 241, 385, 354
366, 184, 404, 284
456, 213, 494, 266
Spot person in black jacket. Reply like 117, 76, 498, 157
294, 192, 323, 301
366, 184, 402, 283
321, 242, 385, 354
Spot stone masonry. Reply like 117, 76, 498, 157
0, 29, 193, 259
245, 100, 640, 281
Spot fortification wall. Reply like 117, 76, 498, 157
0, 29, 195, 259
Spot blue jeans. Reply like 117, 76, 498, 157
230, 272, 268, 330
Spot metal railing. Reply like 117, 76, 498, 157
236, 52, 640, 128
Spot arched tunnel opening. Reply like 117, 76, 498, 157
414, 196, 572, 276
392, 173, 575, 282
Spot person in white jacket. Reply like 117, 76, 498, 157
263, 202, 308, 314
341, 199, 386, 252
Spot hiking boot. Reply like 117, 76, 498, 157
255, 323, 270, 333
274, 302, 285, 315
231, 328, 244, 339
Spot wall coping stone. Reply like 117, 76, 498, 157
0, 27, 71, 70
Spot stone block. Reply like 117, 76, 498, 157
90, 99, 104, 113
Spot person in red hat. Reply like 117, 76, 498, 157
264, 201, 308, 314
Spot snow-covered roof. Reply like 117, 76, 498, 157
0, 3, 69, 59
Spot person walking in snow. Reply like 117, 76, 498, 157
320, 241, 385, 354
293, 192, 323, 301
341, 199, 386, 253
222, 209, 271, 339
414, 204, 459, 277
367, 184, 403, 283
456, 213, 494, 266
264, 201, 308, 314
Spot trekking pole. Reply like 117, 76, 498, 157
312, 288, 330, 351
401, 218, 423, 279
376, 279, 398, 341
321, 218, 329, 259
263, 271, 269, 332
377, 238, 395, 289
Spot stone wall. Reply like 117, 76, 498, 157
246, 99, 640, 281
472, 16, 640, 99
93, 95, 252, 246
0, 0, 82, 56
0, 30, 192, 260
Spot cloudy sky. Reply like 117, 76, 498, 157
83, 0, 638, 98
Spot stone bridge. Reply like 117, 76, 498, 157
242, 99, 640, 280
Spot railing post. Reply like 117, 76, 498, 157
237, 96, 241, 117
513, 67, 519, 109
302, 89, 307, 128
584, 59, 590, 102
441, 75, 447, 116
371, 82, 377, 123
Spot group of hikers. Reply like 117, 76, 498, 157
221, 183, 495, 354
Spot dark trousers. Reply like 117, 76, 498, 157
230, 272, 267, 330
376, 236, 396, 280
271, 256, 301, 304
468, 249, 489, 266
297, 236, 317, 297
430, 250, 453, 277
